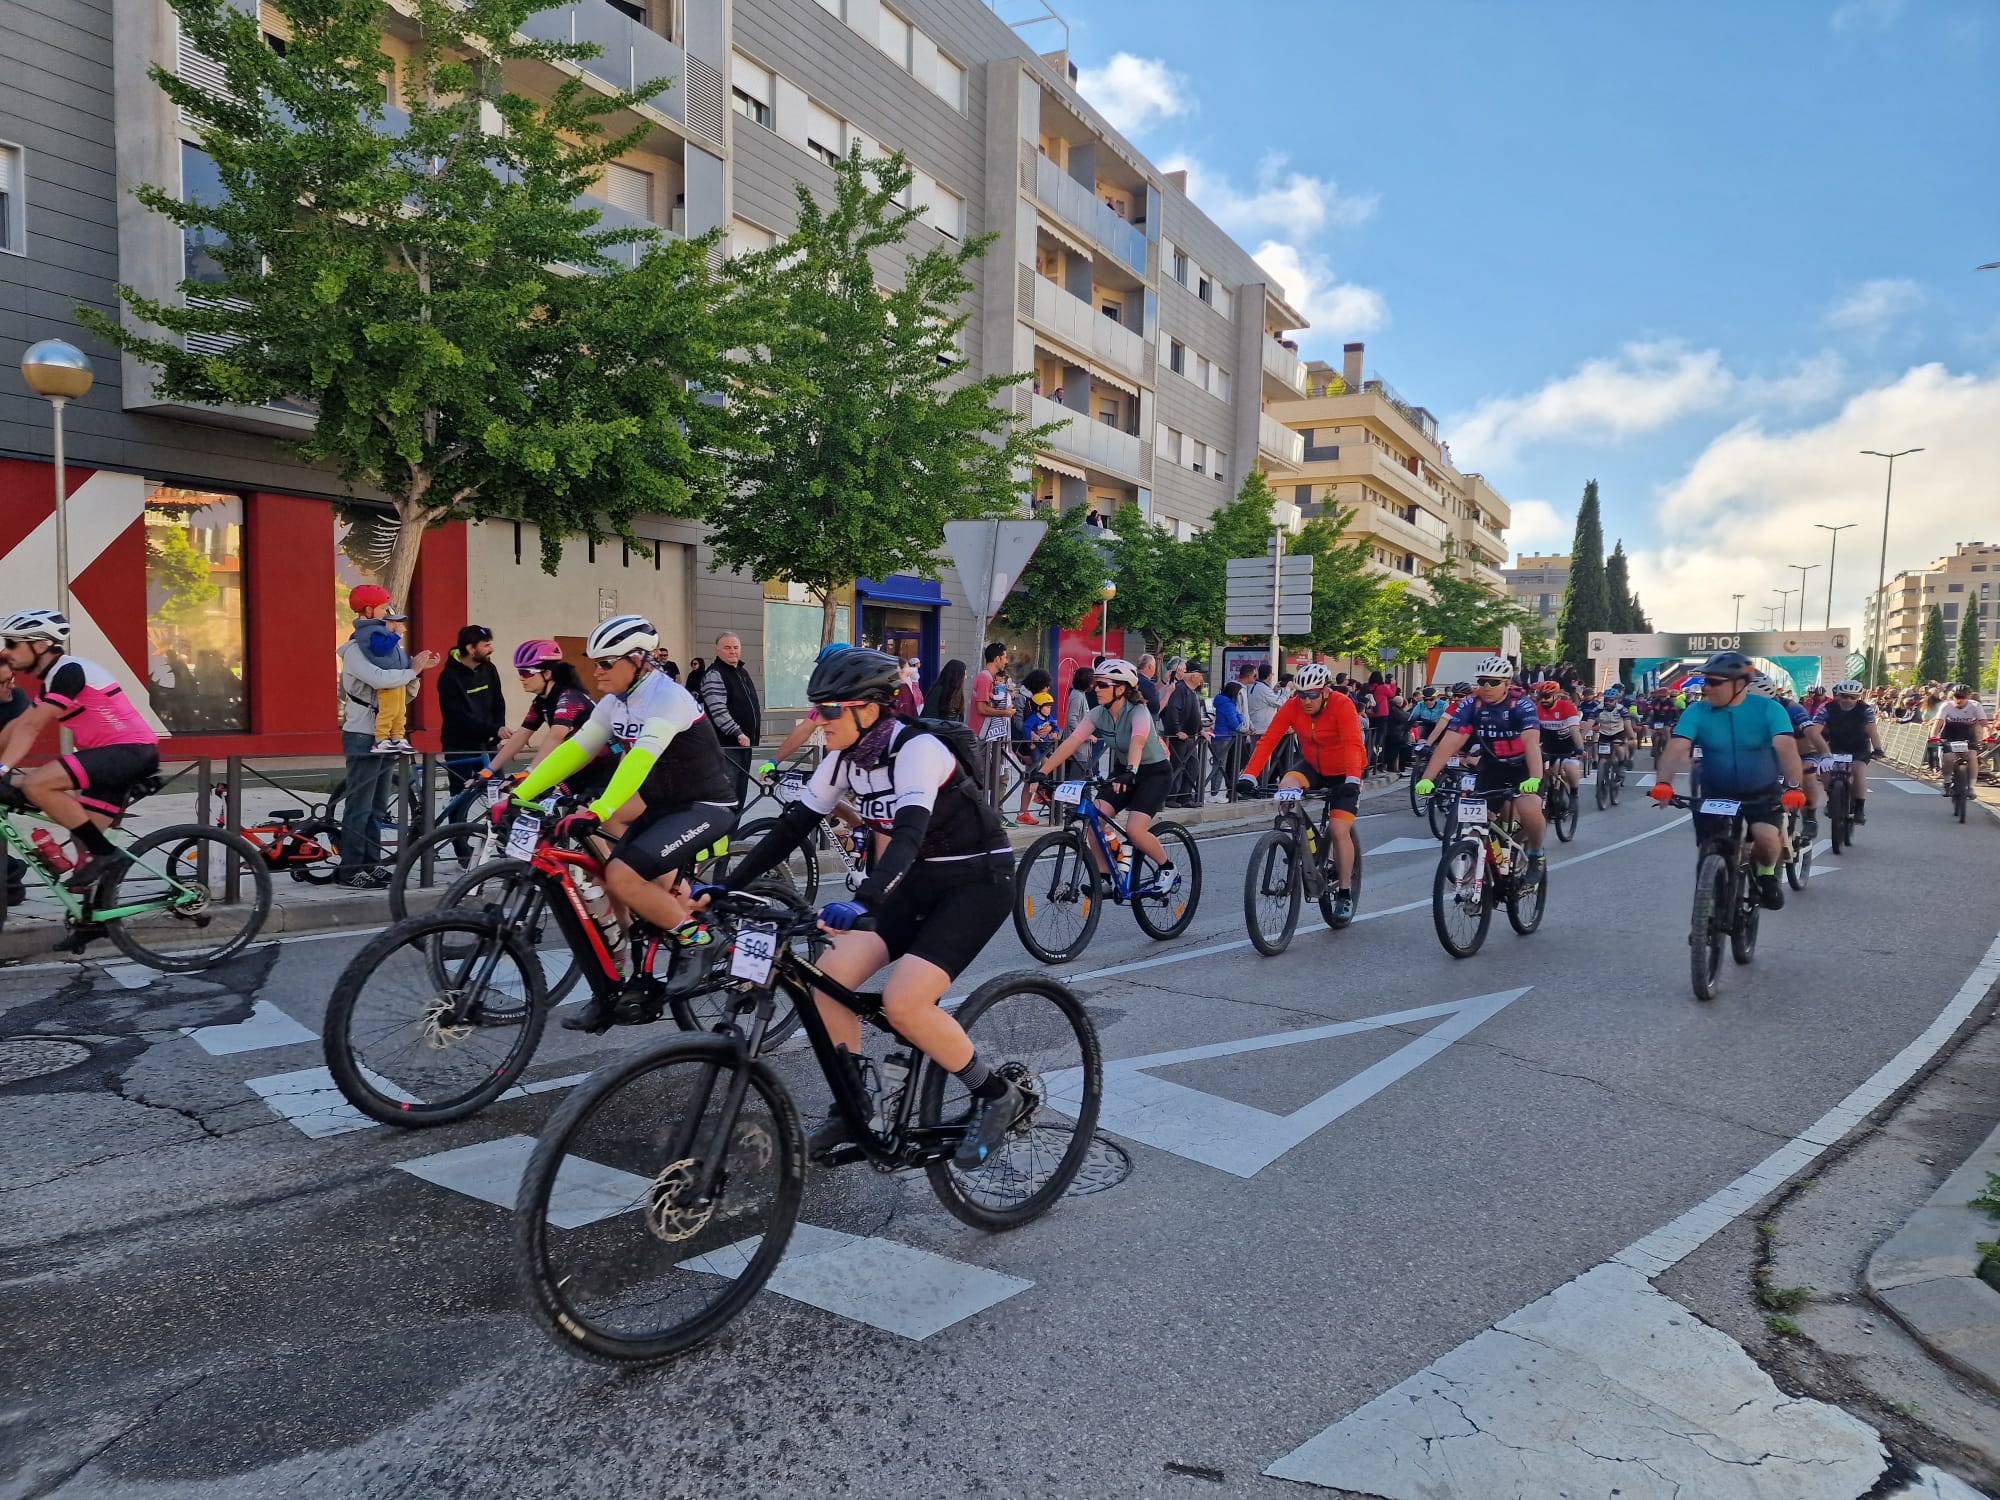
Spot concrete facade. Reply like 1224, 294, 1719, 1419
1503, 552, 1570, 636
1863, 541, 2000, 679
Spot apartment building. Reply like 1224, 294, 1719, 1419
1502, 553, 1570, 635
1863, 541, 2000, 679
1266, 343, 1512, 598
0, 0, 1300, 749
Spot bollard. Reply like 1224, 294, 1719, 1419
223, 756, 242, 902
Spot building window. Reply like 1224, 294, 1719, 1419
1197, 274, 1212, 304
0, 141, 22, 254
1212, 448, 1226, 477
594, 161, 653, 220
932, 53, 965, 109
731, 88, 770, 127
1168, 339, 1185, 375
145, 487, 248, 734
1172, 249, 1188, 285
1947, 582, 1964, 592
730, 53, 773, 129
877, 6, 911, 67
606, 0, 646, 18
181, 143, 228, 284
927, 182, 964, 239
1191, 440, 1207, 476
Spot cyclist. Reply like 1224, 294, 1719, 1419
510, 615, 740, 1033
1592, 684, 1636, 770
1530, 678, 1586, 795
0, 609, 161, 891
1750, 674, 1827, 841
1409, 685, 1447, 745
1929, 684, 1991, 800
1811, 680, 1882, 824
1037, 657, 1183, 895
485, 641, 612, 802
1649, 651, 1807, 910
1414, 657, 1550, 888
1232, 662, 1367, 920
712, 647, 1021, 1167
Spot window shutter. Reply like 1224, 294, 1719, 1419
807, 100, 842, 154
177, 22, 236, 125
0, 146, 14, 195
599, 162, 652, 218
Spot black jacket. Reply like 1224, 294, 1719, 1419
699, 659, 762, 744
1159, 679, 1202, 739
437, 653, 506, 752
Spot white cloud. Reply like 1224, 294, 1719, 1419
1073, 54, 1191, 137
1160, 153, 1376, 239
1832, 0, 1908, 32
1825, 277, 1926, 334
1448, 342, 1733, 469
1252, 240, 1388, 342
1503, 499, 1577, 563
1742, 352, 1847, 409
1624, 364, 2000, 631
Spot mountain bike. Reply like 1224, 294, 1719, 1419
1656, 792, 1762, 1002
1942, 737, 1974, 823
1243, 784, 1366, 956
1543, 766, 1580, 843
1012, 775, 1200, 964
0, 787, 271, 971
1781, 800, 1815, 893
1820, 754, 1856, 854
200, 782, 341, 885
1430, 787, 1546, 959
513, 886, 1104, 1364
321, 799, 785, 1128
1593, 739, 1626, 810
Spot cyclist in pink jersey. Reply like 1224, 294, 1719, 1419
0, 609, 162, 891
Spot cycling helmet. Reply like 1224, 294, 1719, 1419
1698, 651, 1753, 680
1745, 673, 1779, 698
513, 639, 563, 672
0, 608, 70, 645
1532, 678, 1561, 696
1472, 655, 1514, 681
1292, 662, 1334, 691
1094, 657, 1140, 688
815, 641, 854, 663
1604, 682, 1624, 697
1951, 682, 1973, 697
1450, 681, 1472, 696
1420, 685, 1438, 698
585, 614, 658, 659
805, 646, 901, 705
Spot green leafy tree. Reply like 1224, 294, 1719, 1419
1952, 604, 1985, 688
1358, 581, 1440, 673
1415, 538, 1545, 649
1917, 604, 1949, 683
1179, 470, 1279, 646
998, 507, 1107, 634
1102, 502, 1188, 655
79, 0, 757, 605
1556, 480, 1609, 668
715, 150, 1050, 643
1282, 507, 1384, 658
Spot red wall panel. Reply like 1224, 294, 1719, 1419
246, 491, 338, 740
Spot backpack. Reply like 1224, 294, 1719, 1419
899, 716, 991, 791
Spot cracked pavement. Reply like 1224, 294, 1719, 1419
0, 778, 1994, 1498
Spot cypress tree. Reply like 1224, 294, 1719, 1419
1917, 604, 1949, 684
1604, 541, 1635, 632
1952, 604, 1985, 688
1556, 480, 1609, 669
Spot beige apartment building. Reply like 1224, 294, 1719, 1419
1863, 541, 1999, 679
1266, 343, 1511, 597
1503, 553, 1570, 635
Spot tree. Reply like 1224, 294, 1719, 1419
79, 0, 758, 605
714, 150, 1049, 643
1179, 470, 1278, 645
1917, 604, 1949, 683
998, 507, 1107, 635
1283, 507, 1384, 659
1952, 604, 1985, 688
1604, 542, 1637, 632
1556, 480, 1609, 668
1102, 502, 1188, 655
147, 528, 221, 624
1414, 539, 1545, 650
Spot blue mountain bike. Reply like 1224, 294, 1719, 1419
1011, 775, 1201, 964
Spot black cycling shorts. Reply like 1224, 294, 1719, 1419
871, 863, 1013, 979
1472, 758, 1537, 798
1691, 788, 1784, 841
61, 745, 162, 818
611, 800, 736, 883
1104, 760, 1171, 818
1289, 767, 1362, 818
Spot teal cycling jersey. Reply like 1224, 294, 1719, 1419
1672, 695, 1795, 794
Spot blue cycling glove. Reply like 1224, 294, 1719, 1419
818, 900, 869, 931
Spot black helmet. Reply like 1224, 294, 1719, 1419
1698, 651, 1754, 680
806, 646, 902, 705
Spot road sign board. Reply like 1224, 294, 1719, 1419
944, 520, 1047, 623
1225, 552, 1313, 635
1225, 555, 1316, 584
1227, 613, 1314, 634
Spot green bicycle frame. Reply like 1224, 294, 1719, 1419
0, 809, 207, 923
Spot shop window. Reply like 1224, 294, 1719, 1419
763, 581, 853, 711
145, 487, 247, 733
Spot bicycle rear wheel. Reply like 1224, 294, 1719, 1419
1690, 854, 1728, 1001
515, 1035, 803, 1364
1431, 838, 1490, 958
1244, 828, 1302, 956
438, 859, 584, 1005
105, 825, 272, 972
1609, 765, 1624, 806
1731, 879, 1761, 966
1784, 825, 1812, 892
921, 973, 1103, 1231
323, 910, 548, 1125
391, 820, 494, 920
1012, 828, 1102, 964
1132, 821, 1200, 940
1316, 834, 1363, 930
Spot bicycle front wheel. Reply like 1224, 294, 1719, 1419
105, 825, 272, 972
1955, 763, 1969, 823
1012, 828, 1102, 964
1244, 828, 1301, 956
391, 820, 494, 920
323, 910, 549, 1126
1828, 780, 1850, 854
921, 973, 1103, 1232
1132, 821, 1200, 940
1506, 862, 1547, 936
1427, 786, 1457, 841
1690, 854, 1728, 1001
1431, 838, 1490, 958
1595, 769, 1611, 810
515, 1035, 803, 1364
1731, 879, 1760, 966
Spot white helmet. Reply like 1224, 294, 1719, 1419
1093, 657, 1139, 687
1745, 672, 1778, 699
1830, 680, 1863, 696
1472, 655, 1513, 681
1292, 662, 1334, 691
585, 613, 658, 659
0, 608, 71, 645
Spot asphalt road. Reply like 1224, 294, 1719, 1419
2, 767, 1994, 1499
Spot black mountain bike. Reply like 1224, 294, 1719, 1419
514, 887, 1104, 1364
1431, 788, 1547, 958
1011, 775, 1200, 964
1658, 792, 1763, 1002
1243, 785, 1366, 956
1821, 754, 1856, 854
1593, 739, 1626, 810
1544, 768, 1581, 843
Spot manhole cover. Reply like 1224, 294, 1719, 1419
0, 1038, 91, 1084
1064, 1134, 1133, 1197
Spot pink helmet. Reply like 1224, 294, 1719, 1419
513, 639, 563, 673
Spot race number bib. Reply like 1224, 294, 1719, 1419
1273, 787, 1304, 804
1459, 774, 1478, 792
776, 772, 807, 802
1053, 781, 1086, 806
1597, 742, 1614, 756
730, 921, 778, 985
1699, 798, 1741, 816
1457, 799, 1489, 825
1946, 741, 1971, 753
505, 813, 542, 861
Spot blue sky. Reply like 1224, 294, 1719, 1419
1056, 0, 2000, 630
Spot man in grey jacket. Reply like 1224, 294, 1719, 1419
336, 586, 440, 887
698, 632, 762, 805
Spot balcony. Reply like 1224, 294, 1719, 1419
1028, 275, 1147, 382
518, 1, 722, 146
1262, 338, 1306, 399
1258, 411, 1304, 470
575, 193, 674, 269
1031, 392, 1142, 478
1351, 502, 1448, 566
1032, 154, 1147, 275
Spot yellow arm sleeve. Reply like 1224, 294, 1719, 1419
514, 733, 595, 804
587, 744, 658, 822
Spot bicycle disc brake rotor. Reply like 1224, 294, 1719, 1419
644, 1159, 716, 1242
420, 994, 475, 1047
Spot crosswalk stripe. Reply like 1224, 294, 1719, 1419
184, 1000, 315, 1056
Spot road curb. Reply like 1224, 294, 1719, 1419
1866, 1122, 2000, 1398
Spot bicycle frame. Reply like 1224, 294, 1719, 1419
0, 810, 203, 924
1047, 780, 1161, 903
1452, 791, 1527, 890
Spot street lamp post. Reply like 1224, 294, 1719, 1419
1098, 580, 1116, 660
1732, 594, 1745, 631
1862, 448, 1922, 690
1774, 587, 1798, 640
18, 340, 96, 619
1814, 522, 1856, 631
1789, 564, 1819, 630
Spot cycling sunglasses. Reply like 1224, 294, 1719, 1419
1474, 676, 1510, 686
592, 654, 636, 671
1092, 679, 1119, 690
1295, 688, 1329, 701
812, 699, 874, 715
